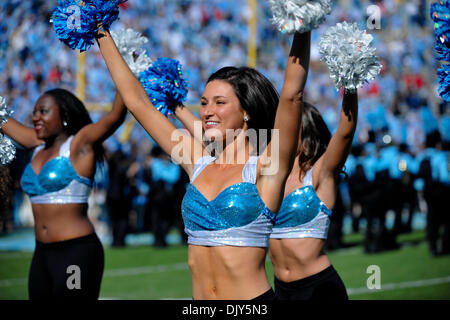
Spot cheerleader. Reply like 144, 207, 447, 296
268, 18, 381, 299
0, 89, 127, 299
93, 20, 310, 299
268, 93, 357, 300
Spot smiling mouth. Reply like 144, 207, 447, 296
34, 124, 44, 131
205, 121, 220, 129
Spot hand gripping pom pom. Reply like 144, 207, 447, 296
0, 134, 16, 166
268, 0, 332, 34
51, 0, 127, 52
139, 58, 189, 117
110, 28, 153, 76
319, 22, 382, 93
0, 96, 13, 128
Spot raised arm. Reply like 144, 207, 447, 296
73, 91, 127, 147
262, 32, 310, 181
319, 91, 358, 179
1, 118, 43, 149
95, 29, 199, 173
174, 105, 202, 141
258, 32, 310, 212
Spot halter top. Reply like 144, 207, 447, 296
181, 156, 275, 247
270, 168, 332, 239
20, 136, 93, 204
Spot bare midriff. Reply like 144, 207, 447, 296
269, 238, 331, 283
188, 245, 271, 300
32, 203, 94, 243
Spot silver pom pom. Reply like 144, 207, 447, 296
0, 96, 13, 128
268, 0, 332, 34
111, 28, 153, 76
319, 22, 382, 93
0, 133, 16, 165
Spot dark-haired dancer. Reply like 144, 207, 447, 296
95, 21, 309, 298
168, 30, 360, 300
269, 87, 358, 300
0, 89, 126, 299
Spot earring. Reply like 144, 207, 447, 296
244, 115, 249, 122
63, 121, 68, 127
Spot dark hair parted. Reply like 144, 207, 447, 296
298, 102, 332, 175
206, 67, 279, 155
43, 88, 105, 163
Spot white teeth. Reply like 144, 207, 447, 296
206, 122, 219, 125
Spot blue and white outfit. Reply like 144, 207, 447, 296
270, 167, 347, 301
271, 168, 332, 240
21, 136, 93, 204
182, 155, 275, 247
20, 136, 103, 300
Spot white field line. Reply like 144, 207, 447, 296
0, 262, 189, 287
1, 261, 450, 298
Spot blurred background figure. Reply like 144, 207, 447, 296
0, 166, 13, 234
145, 146, 182, 248
105, 148, 135, 248
416, 131, 450, 256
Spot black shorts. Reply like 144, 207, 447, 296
28, 233, 104, 300
274, 265, 348, 300
252, 288, 277, 301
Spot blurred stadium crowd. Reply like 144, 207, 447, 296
0, 0, 449, 255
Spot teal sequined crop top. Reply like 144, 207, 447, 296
20, 136, 93, 204
181, 156, 275, 247
271, 168, 332, 239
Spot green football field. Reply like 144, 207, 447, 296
0, 230, 449, 300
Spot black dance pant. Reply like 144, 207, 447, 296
28, 233, 104, 300
274, 265, 348, 300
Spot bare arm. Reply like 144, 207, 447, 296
174, 105, 202, 141
261, 32, 310, 183
1, 118, 43, 149
95, 30, 199, 173
258, 32, 310, 212
74, 91, 127, 147
319, 91, 358, 180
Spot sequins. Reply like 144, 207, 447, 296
182, 182, 274, 247
182, 155, 274, 247
21, 137, 92, 204
271, 185, 332, 239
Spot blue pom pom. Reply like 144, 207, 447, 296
91, 0, 127, 31
139, 58, 189, 117
52, 0, 127, 52
435, 40, 450, 61
431, 1, 450, 61
438, 64, 450, 102
431, 1, 450, 101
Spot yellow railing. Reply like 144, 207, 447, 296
247, 0, 258, 68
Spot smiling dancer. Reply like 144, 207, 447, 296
169, 22, 380, 302
93, 9, 311, 297
0, 90, 126, 299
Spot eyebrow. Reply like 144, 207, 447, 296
201, 95, 227, 100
